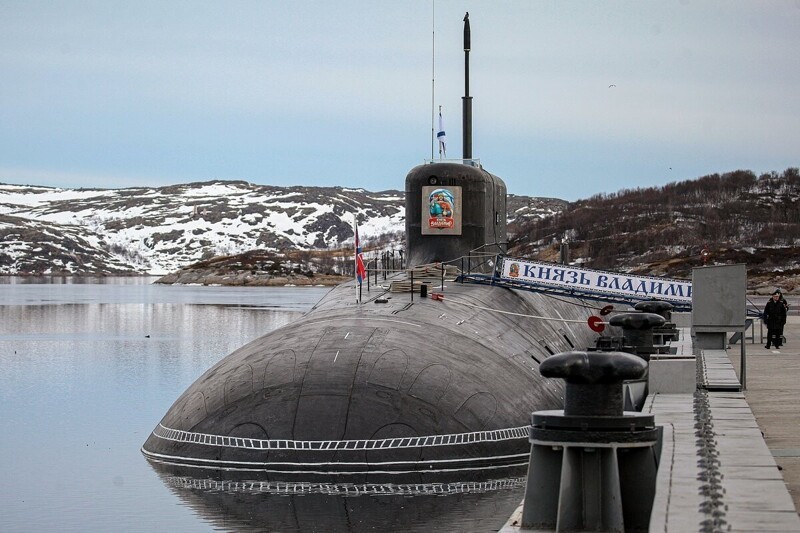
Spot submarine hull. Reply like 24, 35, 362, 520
143, 158, 603, 482
142, 277, 599, 481
405, 162, 506, 268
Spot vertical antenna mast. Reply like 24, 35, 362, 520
431, 0, 436, 159
462, 12, 472, 159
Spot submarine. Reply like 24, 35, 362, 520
141, 14, 608, 483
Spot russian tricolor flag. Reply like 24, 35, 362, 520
354, 216, 366, 286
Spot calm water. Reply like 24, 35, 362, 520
0, 278, 524, 532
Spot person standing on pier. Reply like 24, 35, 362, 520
764, 290, 787, 349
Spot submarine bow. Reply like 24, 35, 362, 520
143, 13, 603, 483
142, 162, 602, 481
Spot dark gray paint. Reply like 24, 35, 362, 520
143, 161, 607, 480
142, 278, 603, 477
405, 162, 506, 269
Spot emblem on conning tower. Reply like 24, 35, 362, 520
421, 186, 462, 235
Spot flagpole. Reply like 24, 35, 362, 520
431, 0, 436, 159
353, 214, 368, 304
353, 214, 359, 303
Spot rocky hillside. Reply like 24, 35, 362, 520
5, 169, 797, 292
510, 168, 800, 293
154, 249, 351, 286
0, 180, 557, 276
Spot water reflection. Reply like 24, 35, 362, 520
0, 275, 158, 284
148, 462, 525, 532
0, 276, 329, 309
0, 278, 326, 531
0, 278, 525, 531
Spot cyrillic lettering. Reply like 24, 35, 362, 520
635, 280, 648, 294
649, 281, 663, 295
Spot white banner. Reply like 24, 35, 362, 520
500, 259, 692, 303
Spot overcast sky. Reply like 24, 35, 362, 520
1, 1, 799, 200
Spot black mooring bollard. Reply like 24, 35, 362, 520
609, 312, 666, 358
634, 300, 674, 321
540, 350, 646, 417
634, 300, 680, 344
521, 350, 659, 532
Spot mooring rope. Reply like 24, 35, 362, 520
440, 294, 593, 324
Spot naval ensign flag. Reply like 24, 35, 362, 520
437, 107, 447, 158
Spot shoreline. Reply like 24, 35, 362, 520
1, 272, 796, 293
0, 272, 349, 286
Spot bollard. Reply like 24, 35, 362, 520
600, 312, 666, 411
521, 350, 659, 532
634, 300, 679, 344
608, 312, 665, 359
634, 300, 673, 322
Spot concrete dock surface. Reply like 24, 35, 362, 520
728, 314, 800, 513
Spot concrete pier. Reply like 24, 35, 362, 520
727, 315, 800, 513
501, 315, 800, 532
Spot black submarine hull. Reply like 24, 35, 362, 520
143, 162, 608, 482
142, 274, 599, 481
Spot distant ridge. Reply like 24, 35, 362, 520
5, 170, 797, 292
0, 180, 557, 276
510, 168, 800, 293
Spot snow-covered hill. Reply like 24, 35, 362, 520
0, 180, 557, 276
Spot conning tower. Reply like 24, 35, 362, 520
141, 12, 600, 492
405, 12, 506, 270
405, 162, 506, 269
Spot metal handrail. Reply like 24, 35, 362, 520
422, 158, 482, 167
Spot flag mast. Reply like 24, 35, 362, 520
431, 0, 436, 159
353, 214, 366, 303
353, 214, 358, 303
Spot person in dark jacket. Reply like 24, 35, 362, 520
764, 290, 787, 349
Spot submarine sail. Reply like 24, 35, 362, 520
406, 161, 506, 269
141, 13, 606, 483
141, 157, 603, 480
